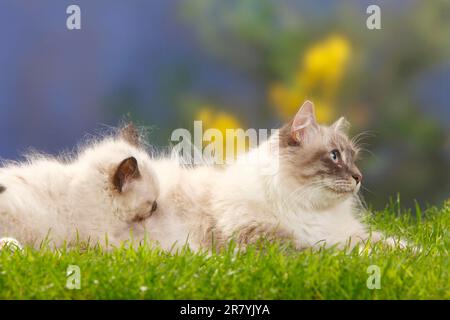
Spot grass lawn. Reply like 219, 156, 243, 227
0, 199, 448, 299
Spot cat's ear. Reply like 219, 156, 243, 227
113, 157, 140, 193
119, 122, 141, 147
291, 100, 319, 143
331, 116, 350, 132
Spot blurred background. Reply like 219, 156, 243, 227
0, 0, 449, 209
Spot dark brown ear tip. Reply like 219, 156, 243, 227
119, 122, 141, 147
0, 185, 6, 193
122, 122, 137, 132
124, 156, 138, 165
121, 156, 140, 174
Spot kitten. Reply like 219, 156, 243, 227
0, 126, 159, 249
145, 101, 406, 251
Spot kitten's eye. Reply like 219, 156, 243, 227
151, 201, 158, 213
330, 149, 340, 162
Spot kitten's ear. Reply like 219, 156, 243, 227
119, 122, 141, 147
331, 116, 350, 132
291, 100, 319, 143
113, 157, 140, 193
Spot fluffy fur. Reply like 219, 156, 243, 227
0, 128, 159, 249
0, 104, 406, 252
144, 101, 406, 251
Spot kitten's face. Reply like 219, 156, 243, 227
111, 156, 159, 224
279, 101, 362, 209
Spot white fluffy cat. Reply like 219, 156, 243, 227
144, 101, 407, 251
0, 127, 159, 249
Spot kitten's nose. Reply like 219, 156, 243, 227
352, 173, 363, 184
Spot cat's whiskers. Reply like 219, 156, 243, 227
360, 185, 373, 193
351, 131, 375, 147
353, 193, 369, 212
355, 145, 376, 159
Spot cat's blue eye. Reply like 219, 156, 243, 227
330, 149, 340, 162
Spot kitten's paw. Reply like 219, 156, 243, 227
0, 237, 23, 252
383, 237, 422, 253
367, 232, 413, 249
383, 237, 407, 248
353, 233, 420, 255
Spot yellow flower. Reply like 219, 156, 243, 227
300, 35, 350, 89
314, 101, 333, 124
196, 106, 246, 161
269, 34, 351, 124
197, 106, 242, 133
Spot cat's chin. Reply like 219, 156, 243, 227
316, 189, 355, 209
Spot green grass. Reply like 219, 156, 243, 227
0, 200, 448, 299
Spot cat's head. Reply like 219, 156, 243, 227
111, 155, 159, 224
278, 100, 362, 209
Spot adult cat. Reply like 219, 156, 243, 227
145, 101, 406, 251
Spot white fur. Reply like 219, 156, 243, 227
143, 159, 217, 251
145, 132, 402, 252
0, 138, 159, 249
210, 136, 369, 250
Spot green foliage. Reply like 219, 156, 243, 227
0, 202, 448, 299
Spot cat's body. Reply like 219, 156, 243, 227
0, 132, 159, 248
205, 140, 368, 250
145, 101, 399, 251
147, 139, 367, 251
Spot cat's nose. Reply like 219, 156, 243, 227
352, 173, 362, 184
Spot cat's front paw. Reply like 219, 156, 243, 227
365, 232, 421, 253
351, 232, 420, 255
383, 236, 407, 248
383, 237, 422, 253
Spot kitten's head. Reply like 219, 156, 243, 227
278, 100, 362, 209
110, 155, 159, 224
